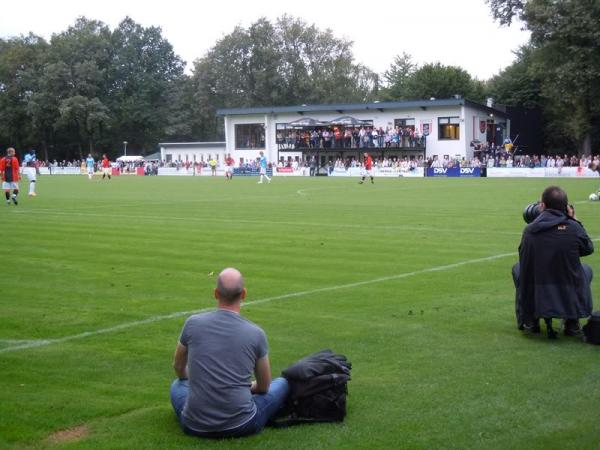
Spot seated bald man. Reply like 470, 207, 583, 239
170, 268, 289, 438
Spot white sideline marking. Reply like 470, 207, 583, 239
0, 251, 516, 354
0, 339, 50, 345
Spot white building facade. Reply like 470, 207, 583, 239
217, 98, 510, 165
158, 142, 226, 164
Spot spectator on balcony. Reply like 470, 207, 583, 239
333, 127, 343, 148
344, 129, 352, 148
322, 129, 332, 149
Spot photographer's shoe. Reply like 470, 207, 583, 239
563, 319, 583, 337
523, 322, 541, 335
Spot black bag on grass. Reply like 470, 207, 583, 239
583, 312, 600, 344
272, 349, 351, 427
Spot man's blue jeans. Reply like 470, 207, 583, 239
170, 377, 289, 438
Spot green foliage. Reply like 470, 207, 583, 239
487, 47, 542, 109
379, 52, 416, 101
486, 0, 525, 26
0, 34, 48, 150
0, 17, 187, 159
380, 57, 485, 103
489, 0, 600, 153
405, 63, 482, 101
189, 16, 378, 139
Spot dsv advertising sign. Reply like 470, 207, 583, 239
426, 167, 481, 177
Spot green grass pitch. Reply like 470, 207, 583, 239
1, 174, 600, 449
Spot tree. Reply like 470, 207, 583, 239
488, 0, 600, 154
486, 0, 525, 25
487, 46, 542, 109
379, 53, 416, 101
0, 34, 48, 151
108, 17, 186, 152
189, 16, 377, 140
56, 95, 110, 157
404, 63, 482, 101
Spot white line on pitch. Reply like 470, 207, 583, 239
0, 251, 516, 354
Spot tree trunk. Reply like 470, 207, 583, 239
42, 140, 49, 163
582, 133, 592, 156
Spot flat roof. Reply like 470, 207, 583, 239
158, 142, 226, 148
217, 98, 508, 118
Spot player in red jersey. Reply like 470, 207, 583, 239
1, 147, 20, 205
101, 154, 111, 180
359, 152, 374, 184
224, 154, 235, 180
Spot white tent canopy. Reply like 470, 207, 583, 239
116, 155, 143, 162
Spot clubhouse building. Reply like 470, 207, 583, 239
216, 98, 510, 166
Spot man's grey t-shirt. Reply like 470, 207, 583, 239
179, 309, 268, 432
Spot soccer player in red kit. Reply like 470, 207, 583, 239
1, 147, 20, 205
359, 152, 374, 184
101, 154, 112, 180
225, 154, 235, 180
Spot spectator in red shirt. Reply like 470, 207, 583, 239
359, 152, 374, 184
1, 147, 20, 205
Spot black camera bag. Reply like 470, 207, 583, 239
583, 312, 600, 344
271, 349, 351, 427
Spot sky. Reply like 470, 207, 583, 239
0, 0, 529, 80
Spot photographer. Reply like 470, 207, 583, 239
512, 186, 594, 336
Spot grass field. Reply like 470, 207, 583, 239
2, 174, 600, 449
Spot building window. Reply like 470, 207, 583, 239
438, 117, 460, 140
394, 118, 415, 129
235, 124, 265, 149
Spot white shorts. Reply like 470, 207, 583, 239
87, 167, 94, 175
226, 166, 233, 173
24, 167, 37, 182
2, 182, 19, 190
362, 169, 373, 177
260, 167, 266, 175
102, 167, 111, 175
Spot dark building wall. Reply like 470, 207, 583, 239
507, 106, 543, 155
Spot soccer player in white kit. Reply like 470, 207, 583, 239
22, 150, 38, 197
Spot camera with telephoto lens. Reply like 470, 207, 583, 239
522, 202, 574, 224
522, 202, 542, 224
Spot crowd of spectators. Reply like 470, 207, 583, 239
30, 150, 600, 175
277, 125, 426, 150
427, 153, 600, 170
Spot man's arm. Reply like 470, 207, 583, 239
567, 207, 594, 257
251, 355, 272, 395
173, 342, 189, 380
578, 229, 594, 257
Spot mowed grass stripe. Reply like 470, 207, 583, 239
0, 250, 517, 354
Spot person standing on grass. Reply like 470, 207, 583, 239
258, 151, 271, 184
359, 152, 374, 184
209, 157, 217, 176
1, 147, 20, 206
170, 268, 289, 438
101, 154, 111, 180
22, 149, 38, 197
225, 153, 235, 180
85, 154, 95, 180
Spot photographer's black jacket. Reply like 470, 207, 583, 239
517, 209, 594, 324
